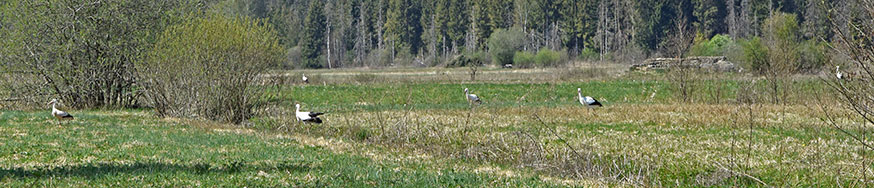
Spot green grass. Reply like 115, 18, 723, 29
0, 68, 864, 187
263, 75, 830, 113
263, 80, 675, 113
0, 110, 566, 187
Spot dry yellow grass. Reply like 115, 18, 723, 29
258, 102, 872, 186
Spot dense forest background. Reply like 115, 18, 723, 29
222, 0, 849, 70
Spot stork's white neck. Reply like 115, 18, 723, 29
52, 103, 57, 111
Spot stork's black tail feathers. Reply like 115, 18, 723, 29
306, 112, 325, 124
310, 117, 322, 124
591, 101, 602, 107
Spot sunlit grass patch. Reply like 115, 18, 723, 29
0, 110, 570, 187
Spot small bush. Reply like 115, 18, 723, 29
466, 51, 489, 65
578, 48, 600, 62
487, 27, 526, 65
534, 48, 562, 67
445, 51, 487, 68
740, 37, 769, 73
763, 12, 801, 74
139, 14, 283, 124
513, 51, 536, 68
688, 34, 733, 56
391, 49, 415, 67
797, 40, 828, 73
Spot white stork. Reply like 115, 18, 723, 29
578, 88, 602, 110
836, 66, 843, 80
302, 74, 309, 84
464, 88, 482, 104
48, 99, 74, 125
295, 104, 324, 123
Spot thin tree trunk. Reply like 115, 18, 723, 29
326, 17, 333, 69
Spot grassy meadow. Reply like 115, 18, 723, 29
1, 66, 871, 187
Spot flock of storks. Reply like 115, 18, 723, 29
48, 73, 604, 125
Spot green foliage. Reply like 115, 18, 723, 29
765, 12, 800, 45
140, 14, 282, 124
533, 48, 563, 67
487, 27, 526, 65
385, 0, 423, 55
445, 51, 487, 68
740, 37, 769, 73
691, 0, 723, 37
578, 48, 600, 61
300, 0, 326, 69
513, 51, 536, 68
434, 0, 470, 50
762, 12, 801, 75
736, 12, 826, 75
636, 1, 686, 53
559, 0, 598, 51
470, 0, 491, 50
512, 48, 566, 68
688, 34, 733, 56
797, 40, 828, 73
197, 0, 840, 69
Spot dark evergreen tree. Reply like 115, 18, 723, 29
385, 0, 423, 55
300, 0, 325, 68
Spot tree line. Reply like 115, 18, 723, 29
225, 0, 843, 68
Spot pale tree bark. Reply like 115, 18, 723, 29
326, 16, 333, 69
740, 0, 751, 38
353, 1, 369, 66
727, 0, 738, 38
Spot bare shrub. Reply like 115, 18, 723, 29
139, 14, 283, 124
0, 0, 197, 108
662, 8, 697, 103
760, 13, 801, 104
820, 0, 874, 183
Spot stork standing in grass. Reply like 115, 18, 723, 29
302, 74, 309, 84
464, 88, 482, 105
48, 99, 74, 125
295, 104, 324, 123
578, 88, 602, 110
836, 66, 843, 80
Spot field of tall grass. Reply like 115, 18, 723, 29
1, 67, 870, 187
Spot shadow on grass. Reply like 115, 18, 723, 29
0, 160, 317, 178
